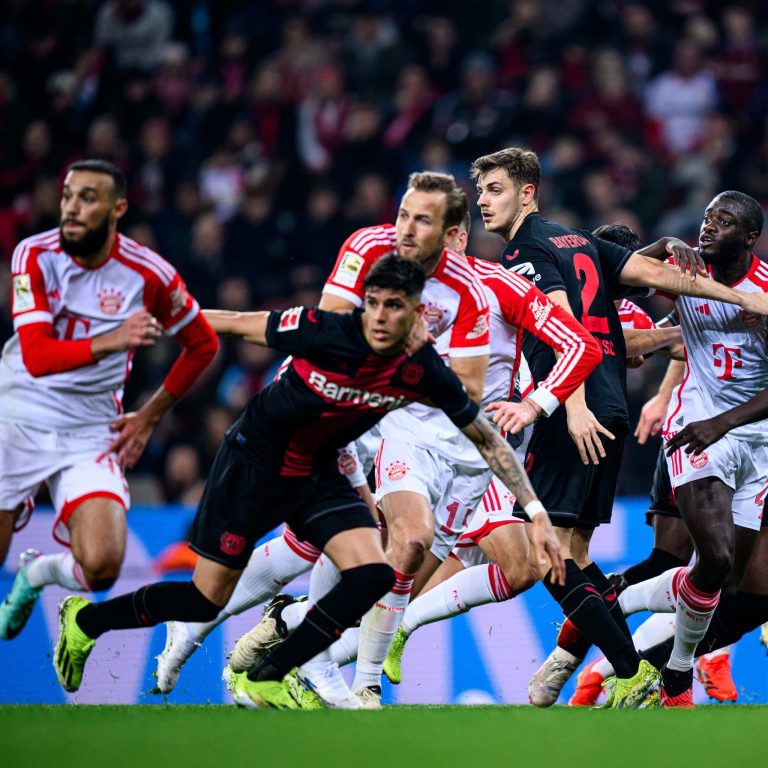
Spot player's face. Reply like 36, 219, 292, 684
60, 170, 124, 258
396, 189, 451, 264
699, 198, 754, 265
362, 288, 423, 355
476, 168, 525, 238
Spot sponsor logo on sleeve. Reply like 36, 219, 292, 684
12, 274, 34, 313
509, 262, 541, 281
466, 313, 489, 340
529, 295, 553, 330
277, 306, 303, 332
170, 284, 190, 317
333, 251, 364, 288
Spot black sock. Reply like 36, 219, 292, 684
249, 563, 394, 681
622, 548, 688, 587
640, 638, 674, 670
76, 581, 221, 639
543, 559, 639, 678
582, 562, 633, 642
696, 591, 768, 654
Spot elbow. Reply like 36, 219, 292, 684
581, 336, 602, 374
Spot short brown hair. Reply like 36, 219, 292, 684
471, 148, 540, 201
407, 171, 468, 230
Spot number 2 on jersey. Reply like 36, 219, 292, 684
574, 253, 609, 334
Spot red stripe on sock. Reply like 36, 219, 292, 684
391, 569, 415, 595
488, 564, 513, 601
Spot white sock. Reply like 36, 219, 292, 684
187, 532, 316, 637
329, 627, 360, 666
26, 553, 88, 591
631, 611, 677, 652
593, 657, 614, 678
308, 555, 340, 605
618, 567, 687, 615
401, 563, 514, 635
352, 569, 414, 691
282, 601, 309, 631
667, 571, 720, 673
701, 645, 731, 660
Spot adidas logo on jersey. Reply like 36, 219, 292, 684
307, 370, 407, 410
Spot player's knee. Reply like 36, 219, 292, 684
699, 540, 733, 585
80, 554, 123, 592
501, 562, 536, 593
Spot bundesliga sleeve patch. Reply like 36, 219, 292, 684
333, 251, 364, 288
277, 306, 303, 332
12, 274, 35, 313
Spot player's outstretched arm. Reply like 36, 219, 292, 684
619, 255, 768, 315
623, 326, 682, 358
634, 237, 707, 280
202, 309, 270, 345
460, 413, 565, 584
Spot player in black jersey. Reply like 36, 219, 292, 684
471, 146, 768, 708
51, 255, 565, 708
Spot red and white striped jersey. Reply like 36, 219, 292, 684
664, 256, 768, 444
618, 298, 656, 330
471, 257, 601, 414
0, 228, 200, 429
323, 224, 491, 359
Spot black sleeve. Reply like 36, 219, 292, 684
590, 235, 634, 299
502, 242, 565, 294
418, 349, 480, 428
265, 306, 334, 356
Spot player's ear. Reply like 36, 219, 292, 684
521, 183, 537, 205
113, 197, 128, 223
443, 224, 459, 246
746, 229, 759, 248
413, 300, 425, 316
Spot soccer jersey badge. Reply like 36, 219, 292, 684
689, 452, 709, 469
386, 460, 409, 481
97, 287, 125, 315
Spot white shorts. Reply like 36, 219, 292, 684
0, 421, 130, 545
666, 434, 768, 531
374, 438, 491, 560
451, 476, 524, 568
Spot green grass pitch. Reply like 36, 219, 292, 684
2, 705, 768, 768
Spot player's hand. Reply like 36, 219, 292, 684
566, 404, 615, 465
485, 399, 541, 433
634, 392, 671, 445
106, 410, 156, 469
665, 238, 707, 281
404, 316, 436, 356
665, 416, 728, 456
531, 513, 565, 586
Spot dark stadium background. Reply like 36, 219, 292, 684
0, 0, 767, 500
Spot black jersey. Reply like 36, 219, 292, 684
501, 214, 632, 425
229, 306, 479, 476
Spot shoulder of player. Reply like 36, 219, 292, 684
434, 249, 488, 304
11, 228, 61, 273
748, 257, 768, 291
472, 258, 532, 299
113, 233, 178, 286
341, 224, 397, 258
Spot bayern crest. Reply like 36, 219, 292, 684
97, 287, 125, 315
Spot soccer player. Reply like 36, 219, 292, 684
0, 160, 219, 639
52, 255, 565, 709
152, 172, 492, 695
634, 190, 768, 707
472, 148, 768, 707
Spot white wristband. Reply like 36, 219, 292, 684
523, 500, 546, 519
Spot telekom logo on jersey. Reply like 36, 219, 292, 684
713, 343, 742, 380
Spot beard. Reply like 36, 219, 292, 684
702, 236, 743, 267
60, 214, 111, 258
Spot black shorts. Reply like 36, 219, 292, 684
514, 413, 628, 530
645, 446, 680, 526
190, 440, 377, 569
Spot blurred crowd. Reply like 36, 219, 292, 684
1, 0, 767, 502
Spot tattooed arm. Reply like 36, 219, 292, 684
460, 413, 565, 584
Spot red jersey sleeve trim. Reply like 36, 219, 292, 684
161, 312, 219, 398
17, 322, 96, 377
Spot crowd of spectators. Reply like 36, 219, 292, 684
1, 0, 768, 501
